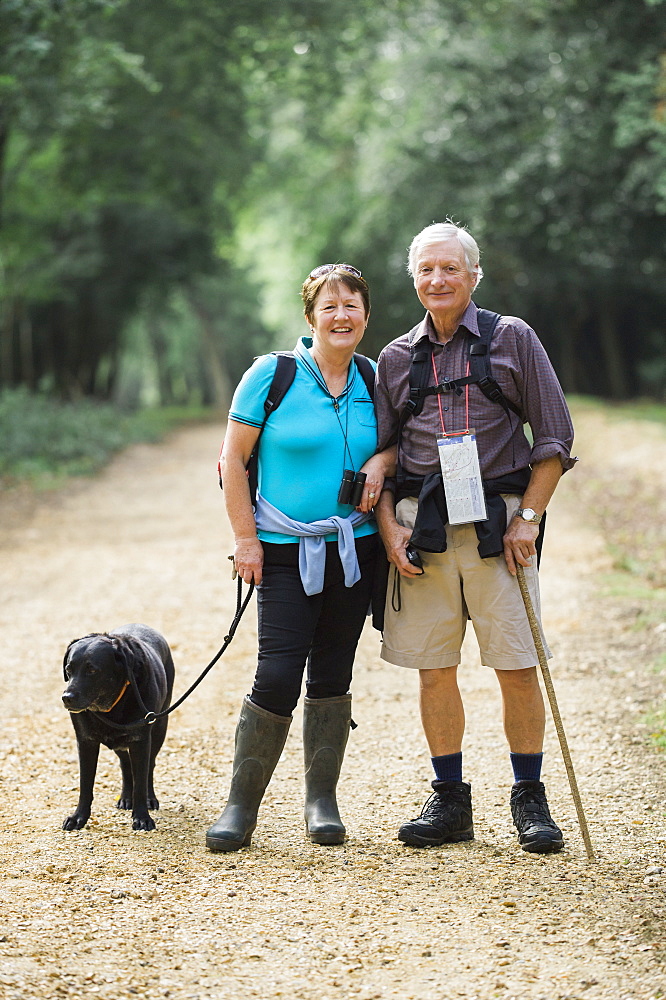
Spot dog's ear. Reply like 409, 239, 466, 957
62, 643, 74, 681
63, 638, 83, 680
111, 635, 147, 681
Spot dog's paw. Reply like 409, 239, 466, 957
132, 814, 156, 831
116, 796, 132, 811
63, 813, 89, 831
147, 797, 160, 811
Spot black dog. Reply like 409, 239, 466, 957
62, 624, 175, 831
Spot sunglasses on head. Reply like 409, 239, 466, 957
308, 263, 363, 280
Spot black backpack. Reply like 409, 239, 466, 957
395, 309, 521, 467
218, 351, 376, 498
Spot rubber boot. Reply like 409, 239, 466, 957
303, 694, 351, 845
206, 696, 291, 852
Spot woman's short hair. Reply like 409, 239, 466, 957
301, 265, 370, 323
407, 222, 483, 286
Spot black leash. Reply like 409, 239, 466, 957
91, 578, 255, 731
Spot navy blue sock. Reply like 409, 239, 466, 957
510, 752, 543, 783
431, 752, 463, 783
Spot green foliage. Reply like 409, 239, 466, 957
241, 0, 666, 391
2, 0, 666, 401
0, 387, 210, 485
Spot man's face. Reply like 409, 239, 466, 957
413, 239, 476, 322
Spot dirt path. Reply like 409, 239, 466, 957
1, 412, 665, 1000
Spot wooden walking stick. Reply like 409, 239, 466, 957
515, 564, 595, 861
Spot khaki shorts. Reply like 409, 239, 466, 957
380, 496, 551, 671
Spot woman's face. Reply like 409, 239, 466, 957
308, 280, 368, 357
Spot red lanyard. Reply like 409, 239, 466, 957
432, 352, 470, 436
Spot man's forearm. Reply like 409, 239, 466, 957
374, 488, 398, 537
518, 455, 564, 515
502, 455, 564, 575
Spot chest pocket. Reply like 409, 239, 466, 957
353, 399, 376, 428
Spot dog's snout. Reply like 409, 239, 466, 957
62, 690, 83, 712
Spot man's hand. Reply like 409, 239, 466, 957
379, 518, 423, 578
233, 536, 264, 585
503, 516, 540, 577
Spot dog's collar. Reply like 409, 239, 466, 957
99, 680, 130, 712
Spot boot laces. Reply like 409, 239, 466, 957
419, 787, 468, 822
513, 786, 554, 827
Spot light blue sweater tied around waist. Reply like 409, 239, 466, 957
254, 493, 373, 597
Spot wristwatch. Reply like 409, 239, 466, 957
516, 507, 542, 524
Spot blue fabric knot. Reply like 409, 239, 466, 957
254, 494, 372, 596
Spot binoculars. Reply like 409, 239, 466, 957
338, 469, 367, 507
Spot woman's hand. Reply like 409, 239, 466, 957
233, 536, 265, 585
356, 446, 397, 513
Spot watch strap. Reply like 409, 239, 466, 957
516, 507, 542, 524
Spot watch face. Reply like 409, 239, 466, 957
522, 508, 537, 521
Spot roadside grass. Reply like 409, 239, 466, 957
569, 394, 666, 427
568, 397, 666, 750
0, 388, 216, 490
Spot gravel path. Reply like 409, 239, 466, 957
1, 411, 665, 1000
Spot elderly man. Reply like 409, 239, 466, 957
375, 221, 575, 853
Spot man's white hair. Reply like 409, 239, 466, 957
407, 222, 483, 287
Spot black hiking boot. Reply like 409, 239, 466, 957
398, 780, 474, 847
510, 779, 564, 854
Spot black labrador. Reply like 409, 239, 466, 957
62, 624, 175, 831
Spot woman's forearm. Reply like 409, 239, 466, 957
221, 420, 265, 584
221, 454, 258, 541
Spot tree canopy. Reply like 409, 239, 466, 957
1, 0, 665, 404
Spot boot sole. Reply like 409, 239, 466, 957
518, 834, 564, 854
308, 830, 345, 845
305, 820, 345, 845
205, 831, 253, 852
398, 826, 474, 848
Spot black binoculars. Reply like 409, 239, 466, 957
338, 469, 367, 507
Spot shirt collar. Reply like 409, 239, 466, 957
295, 335, 313, 358
413, 300, 480, 344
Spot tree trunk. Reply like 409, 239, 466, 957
0, 113, 8, 231
0, 299, 15, 389
146, 313, 172, 406
188, 292, 232, 411
18, 301, 35, 390
597, 294, 628, 399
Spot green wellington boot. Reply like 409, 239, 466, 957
206, 696, 291, 852
303, 694, 352, 845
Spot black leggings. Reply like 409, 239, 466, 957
250, 534, 378, 717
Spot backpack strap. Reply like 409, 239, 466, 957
394, 331, 434, 480
467, 310, 522, 420
245, 352, 297, 502
218, 352, 297, 491
352, 352, 375, 402
399, 310, 523, 427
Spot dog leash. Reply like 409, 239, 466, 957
91, 577, 255, 731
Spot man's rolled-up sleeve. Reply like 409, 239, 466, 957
517, 327, 577, 472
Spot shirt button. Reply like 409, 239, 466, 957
443, 406, 449, 412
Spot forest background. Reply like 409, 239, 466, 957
2, 0, 666, 418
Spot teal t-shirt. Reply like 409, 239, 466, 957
229, 337, 378, 544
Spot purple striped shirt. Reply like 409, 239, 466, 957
376, 302, 576, 480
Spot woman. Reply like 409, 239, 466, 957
206, 264, 392, 852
